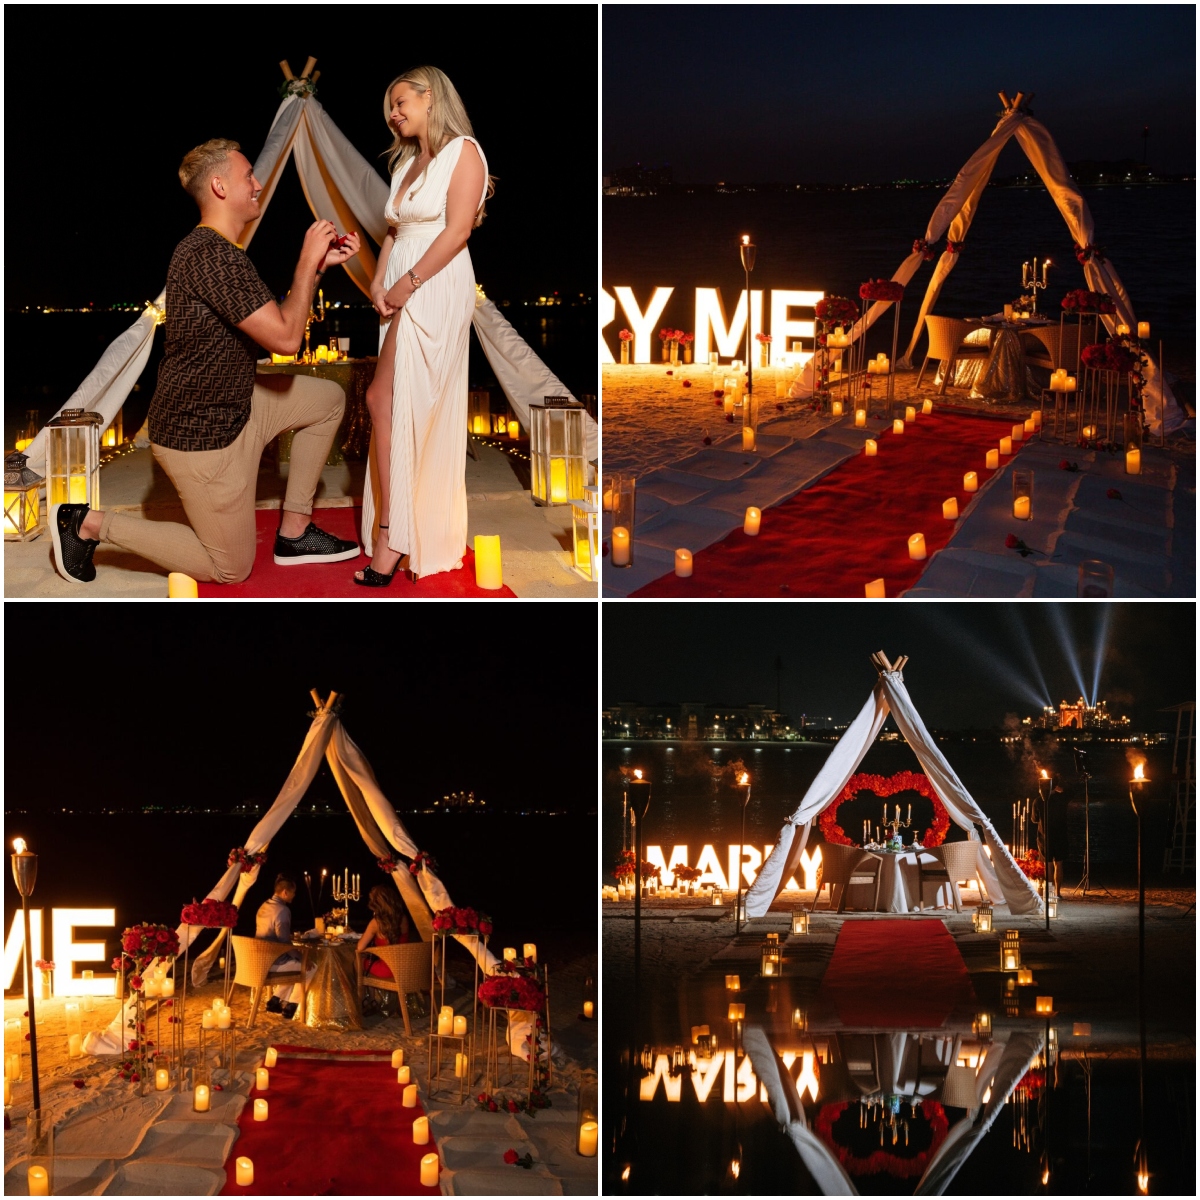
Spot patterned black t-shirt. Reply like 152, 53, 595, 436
148, 226, 276, 452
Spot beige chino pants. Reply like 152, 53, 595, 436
100, 374, 345, 583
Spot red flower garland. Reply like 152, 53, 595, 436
912, 238, 936, 261
819, 771, 951, 847
859, 278, 905, 303
228, 847, 267, 874
180, 899, 238, 928
377, 854, 400, 874
814, 1101, 949, 1180
410, 851, 438, 877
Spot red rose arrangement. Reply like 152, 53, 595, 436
1073, 242, 1105, 265
815, 296, 859, 326
34, 960, 55, 972
614, 849, 636, 880
479, 972, 545, 1013
678, 332, 694, 345
859, 278, 905, 303
410, 850, 439, 877
673, 864, 702, 883
1082, 342, 1138, 374
814, 1101, 949, 1180
432, 906, 493, 937
755, 332, 773, 343
180, 899, 238, 928
640, 861, 660, 881
1017, 848, 1045, 881
819, 771, 951, 848
912, 238, 936, 261
659, 328, 671, 342
119, 923, 180, 970
228, 847, 267, 874
377, 854, 400, 874
1061, 288, 1116, 314
618, 329, 633, 342
945, 239, 963, 255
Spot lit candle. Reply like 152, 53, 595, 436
674, 548, 693, 577
963, 471, 978, 492
473, 534, 503, 589
1116, 323, 1130, 336
999, 437, 1013, 455
455, 1052, 468, 1077
502, 948, 516, 962
725, 975, 740, 991
1137, 322, 1149, 339
1125, 448, 1141, 475
144, 977, 160, 998
523, 944, 537, 963
6, 1053, 20, 1081
831, 400, 843, 417
906, 406, 916, 422
420, 1154, 439, 1187
155, 1067, 170, 1091
254, 1098, 269, 1121
1024, 419, 1035, 435
1011, 424, 1024, 441
579, 1120, 599, 1156
68, 473, 88, 504
68, 1033, 82, 1058
202, 1011, 215, 1031
864, 579, 886, 598
193, 1084, 210, 1112
742, 426, 756, 451
1017, 968, 1033, 986
1065, 376, 1076, 392
743, 507, 761, 536
723, 392, 735, 415
453, 1015, 468, 1037
265, 1047, 278, 1068
1036, 996, 1053, 1014
217, 1009, 232, 1030
212, 998, 224, 1012
611, 526, 630, 566
1013, 496, 1031, 520
908, 533, 927, 561
583, 1000, 594, 1018
403, 1083, 418, 1108
27, 1167, 49, 1196
985, 449, 1000, 469
438, 1006, 454, 1037
942, 498, 958, 520
922, 399, 933, 416
256, 1067, 269, 1091
414, 1115, 430, 1144
391, 1048, 404, 1069
398, 1065, 411, 1085
161, 978, 175, 998
1031, 409, 1042, 427
549, 459, 568, 503
167, 572, 199, 598
893, 419, 904, 435
855, 409, 866, 427
236, 1157, 254, 1186
864, 439, 878, 457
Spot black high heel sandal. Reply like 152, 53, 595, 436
353, 526, 405, 587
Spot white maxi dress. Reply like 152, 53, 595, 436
362, 135, 489, 577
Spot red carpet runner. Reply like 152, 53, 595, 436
223, 1046, 440, 1195
197, 507, 516, 598
816, 919, 975, 1028
634, 410, 1019, 597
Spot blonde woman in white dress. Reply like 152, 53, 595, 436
356, 66, 491, 585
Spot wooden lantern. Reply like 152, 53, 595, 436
571, 486, 599, 582
760, 934, 781, 977
467, 389, 491, 436
4, 452, 45, 542
45, 409, 102, 509
791, 910, 810, 936
973, 901, 993, 933
1000, 930, 1020, 971
529, 397, 586, 506
973, 1011, 993, 1040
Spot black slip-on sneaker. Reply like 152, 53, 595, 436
50, 503, 99, 584
273, 521, 359, 566
280, 1002, 298, 1020
265, 996, 285, 1014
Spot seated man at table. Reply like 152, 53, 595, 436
257, 873, 309, 1019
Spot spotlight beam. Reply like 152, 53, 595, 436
921, 611, 1049, 711
1044, 605, 1090, 704
1090, 605, 1113, 707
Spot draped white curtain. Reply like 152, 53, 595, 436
746, 669, 1042, 919
24, 92, 596, 474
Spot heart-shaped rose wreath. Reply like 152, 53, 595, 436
818, 770, 951, 847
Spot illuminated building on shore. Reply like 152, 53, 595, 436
1036, 697, 1129, 730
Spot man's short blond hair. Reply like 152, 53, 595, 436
178, 138, 242, 206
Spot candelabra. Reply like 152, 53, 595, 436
1021, 258, 1052, 314
304, 287, 326, 363
332, 870, 359, 925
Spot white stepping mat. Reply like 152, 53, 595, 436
102, 1161, 226, 1195
443, 1169, 564, 1195
128, 1119, 238, 1168
53, 1095, 172, 1159
4, 1156, 116, 1195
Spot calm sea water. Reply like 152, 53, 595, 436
602, 185, 1195, 362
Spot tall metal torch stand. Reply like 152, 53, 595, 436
740, 236, 756, 396
629, 771, 652, 1009
736, 773, 751, 934
1069, 747, 1111, 897
11, 840, 40, 1110
1130, 766, 1149, 1194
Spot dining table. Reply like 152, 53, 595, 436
967, 315, 1053, 404
291, 933, 363, 1031
853, 848, 958, 914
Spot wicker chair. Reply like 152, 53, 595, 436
229, 935, 308, 1030
811, 843, 883, 912
1023, 323, 1097, 373
356, 941, 432, 1037
916, 841, 983, 912
916, 316, 991, 395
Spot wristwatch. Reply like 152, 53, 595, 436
408, 269, 423, 290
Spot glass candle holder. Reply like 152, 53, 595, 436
1011, 469, 1033, 521
1077, 560, 1114, 598
610, 474, 636, 568
26, 1109, 54, 1196
576, 1068, 598, 1156
741, 393, 759, 452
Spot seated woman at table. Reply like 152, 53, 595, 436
357, 885, 412, 981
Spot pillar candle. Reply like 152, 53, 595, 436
193, 1084, 210, 1112
723, 393, 735, 415
1116, 323, 1130, 336
144, 978, 159, 998
908, 533, 927, 561
390, 1048, 404, 1069
503, 948, 516, 962
893, 419, 904, 435
999, 437, 1013, 455
414, 1116, 430, 1144
674, 548, 693, 577
473, 535, 503, 589
942, 498, 958, 520
523, 944, 537, 962
256, 1067, 269, 1091
831, 400, 843, 417
420, 1154, 439, 1186
864, 578, 886, 598
4, 1077, 10, 1106
27, 1167, 49, 1196
217, 1009, 232, 1030
1125, 448, 1141, 475
611, 526, 630, 566
963, 471, 978, 492
455, 1052, 468, 1077
236, 1157, 254, 1186
161, 978, 175, 998
68, 1033, 82, 1058
254, 1099, 268, 1121
1065, 376, 1076, 391
155, 1067, 170, 1091
438, 1006, 454, 1036
212, 998, 224, 1012
864, 439, 878, 457
1031, 409, 1042, 427
6, 1053, 21, 1081
906, 406, 916, 422
1137, 322, 1149, 339
398, 1065, 411, 1085
167, 572, 199, 598
403, 1083, 419, 1108
742, 426, 756, 451
1013, 496, 1031, 520
922, 398, 933, 415
265, 1047, 278, 1068
1024, 419, 1035, 434
743, 507, 761, 536
855, 409, 866, 427
985, 449, 1000, 469
579, 1120, 599, 1156
1011, 424, 1024, 441
583, 1000, 595, 1018
453, 1015, 468, 1037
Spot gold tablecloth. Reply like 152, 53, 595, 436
293, 938, 362, 1031
257, 359, 377, 462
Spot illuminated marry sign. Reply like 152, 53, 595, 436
645, 844, 823, 893
640, 1047, 821, 1104
4, 909, 117, 998
601, 287, 825, 365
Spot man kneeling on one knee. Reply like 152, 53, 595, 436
51, 137, 362, 585
257, 873, 314, 1020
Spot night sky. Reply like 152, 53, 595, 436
10, 608, 596, 815
603, 6, 1196, 183
603, 603, 1195, 729
7, 7, 596, 306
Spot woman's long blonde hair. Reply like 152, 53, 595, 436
382, 65, 495, 227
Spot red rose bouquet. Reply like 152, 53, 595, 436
1061, 288, 1116, 314
618, 329, 633, 342
479, 972, 545, 1012
755, 332, 773, 343
432, 906, 493, 937
678, 332, 694, 345
228, 847, 267, 874
118, 923, 180, 975
614, 849, 636, 880
673, 864, 702, 883
377, 854, 400, 874
180, 899, 238, 928
859, 278, 905, 303
815, 296, 859, 326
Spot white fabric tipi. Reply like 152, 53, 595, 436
790, 93, 1181, 435
22, 80, 596, 473
746, 652, 1043, 919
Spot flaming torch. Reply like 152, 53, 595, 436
1037, 768, 1052, 929
11, 838, 41, 1110
736, 772, 752, 933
